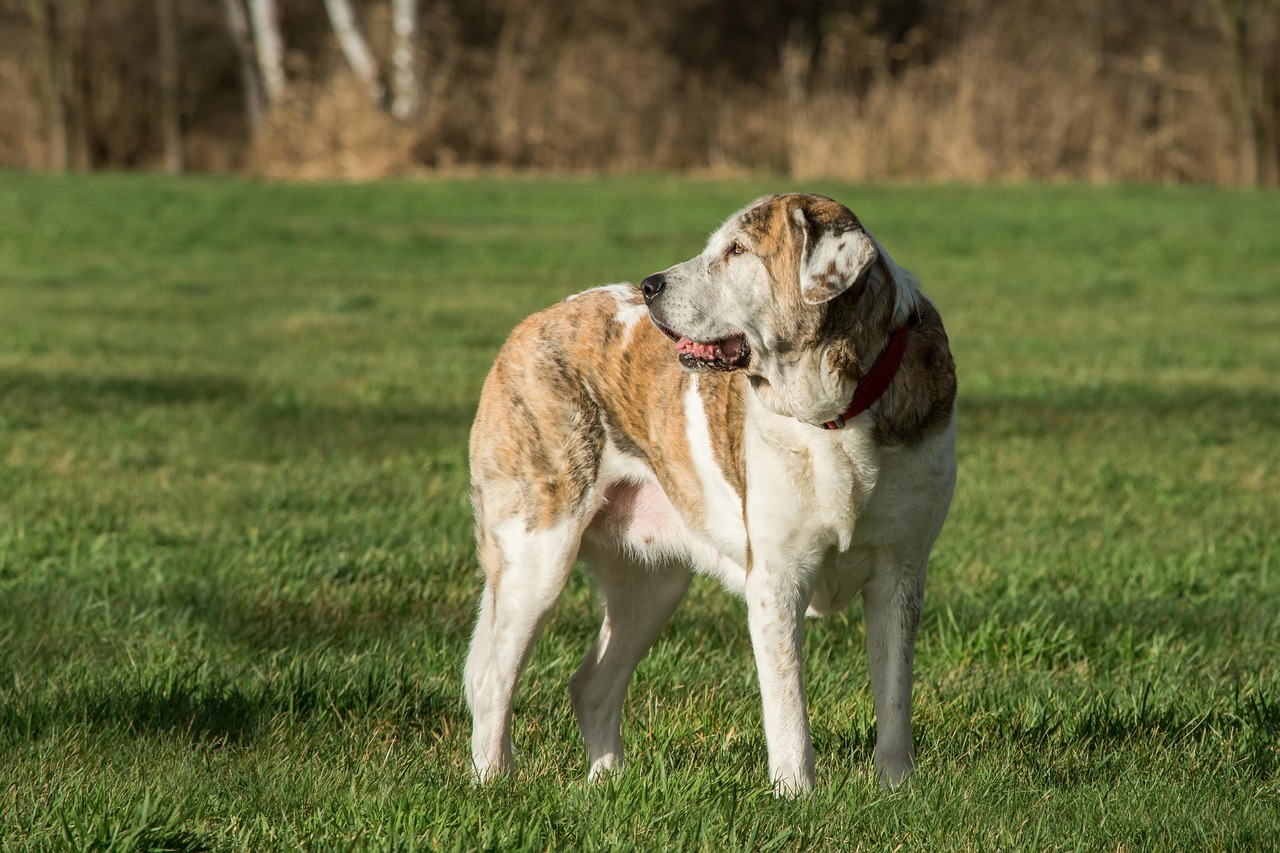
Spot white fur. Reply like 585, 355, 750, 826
570, 283, 649, 339
793, 209, 879, 306
465, 518, 582, 780
683, 377, 749, 565
872, 238, 924, 331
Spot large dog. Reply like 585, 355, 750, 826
465, 193, 956, 794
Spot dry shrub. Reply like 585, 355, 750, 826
438, 0, 715, 173
0, 21, 45, 169
248, 69, 414, 180
787, 2, 1239, 184
0, 0, 1273, 184
500, 35, 708, 172
705, 80, 792, 175
538, 35, 684, 170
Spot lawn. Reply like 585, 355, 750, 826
0, 173, 1277, 850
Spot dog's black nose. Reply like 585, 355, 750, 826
641, 274, 666, 301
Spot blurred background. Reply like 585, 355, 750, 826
1, 0, 1277, 184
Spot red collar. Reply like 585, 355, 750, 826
821, 325, 910, 430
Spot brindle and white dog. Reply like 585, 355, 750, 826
465, 193, 956, 794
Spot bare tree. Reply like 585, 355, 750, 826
25, 0, 92, 171
1215, 0, 1280, 185
390, 0, 420, 121
155, 0, 183, 172
247, 0, 286, 106
26, 0, 70, 170
322, 0, 386, 108
491, 0, 554, 163
221, 0, 264, 133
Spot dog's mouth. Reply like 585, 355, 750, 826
651, 319, 751, 372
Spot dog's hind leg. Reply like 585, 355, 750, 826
570, 548, 690, 780
465, 515, 581, 782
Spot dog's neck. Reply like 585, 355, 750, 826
820, 322, 911, 430
749, 256, 918, 429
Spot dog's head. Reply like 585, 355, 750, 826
642, 194, 913, 386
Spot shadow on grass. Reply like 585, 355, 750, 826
1, 665, 466, 750
0, 368, 249, 414
0, 365, 478, 456
247, 396, 475, 460
239, 378, 1279, 459
0, 675, 260, 748
961, 382, 1279, 439
931, 590, 1277, 667
930, 683, 1279, 782
82, 674, 261, 744
186, 580, 475, 658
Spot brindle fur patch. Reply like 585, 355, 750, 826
697, 373, 747, 502
470, 287, 717, 541
870, 296, 957, 446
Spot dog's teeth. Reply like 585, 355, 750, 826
679, 339, 715, 360
673, 332, 746, 367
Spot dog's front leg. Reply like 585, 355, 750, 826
862, 563, 924, 788
745, 565, 815, 796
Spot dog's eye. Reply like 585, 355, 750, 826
727, 241, 747, 257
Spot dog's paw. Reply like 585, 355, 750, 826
771, 767, 815, 798
471, 753, 514, 784
587, 754, 625, 782
875, 755, 914, 790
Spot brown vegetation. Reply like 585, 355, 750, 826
1, 0, 1277, 184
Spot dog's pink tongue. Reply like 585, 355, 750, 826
676, 336, 717, 359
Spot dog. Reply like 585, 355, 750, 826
465, 193, 956, 794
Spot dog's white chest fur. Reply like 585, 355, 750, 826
465, 194, 957, 794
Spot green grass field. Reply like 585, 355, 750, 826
0, 173, 1277, 850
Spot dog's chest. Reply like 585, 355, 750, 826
744, 413, 878, 552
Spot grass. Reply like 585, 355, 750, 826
0, 172, 1277, 850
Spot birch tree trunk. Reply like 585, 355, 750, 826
155, 0, 183, 172
221, 0, 263, 132
491, 0, 552, 163
27, 0, 69, 170
1215, 0, 1280, 185
246, 0, 286, 106
62, 1, 92, 170
322, 0, 386, 109
390, 0, 420, 121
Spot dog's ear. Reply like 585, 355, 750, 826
792, 204, 880, 305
